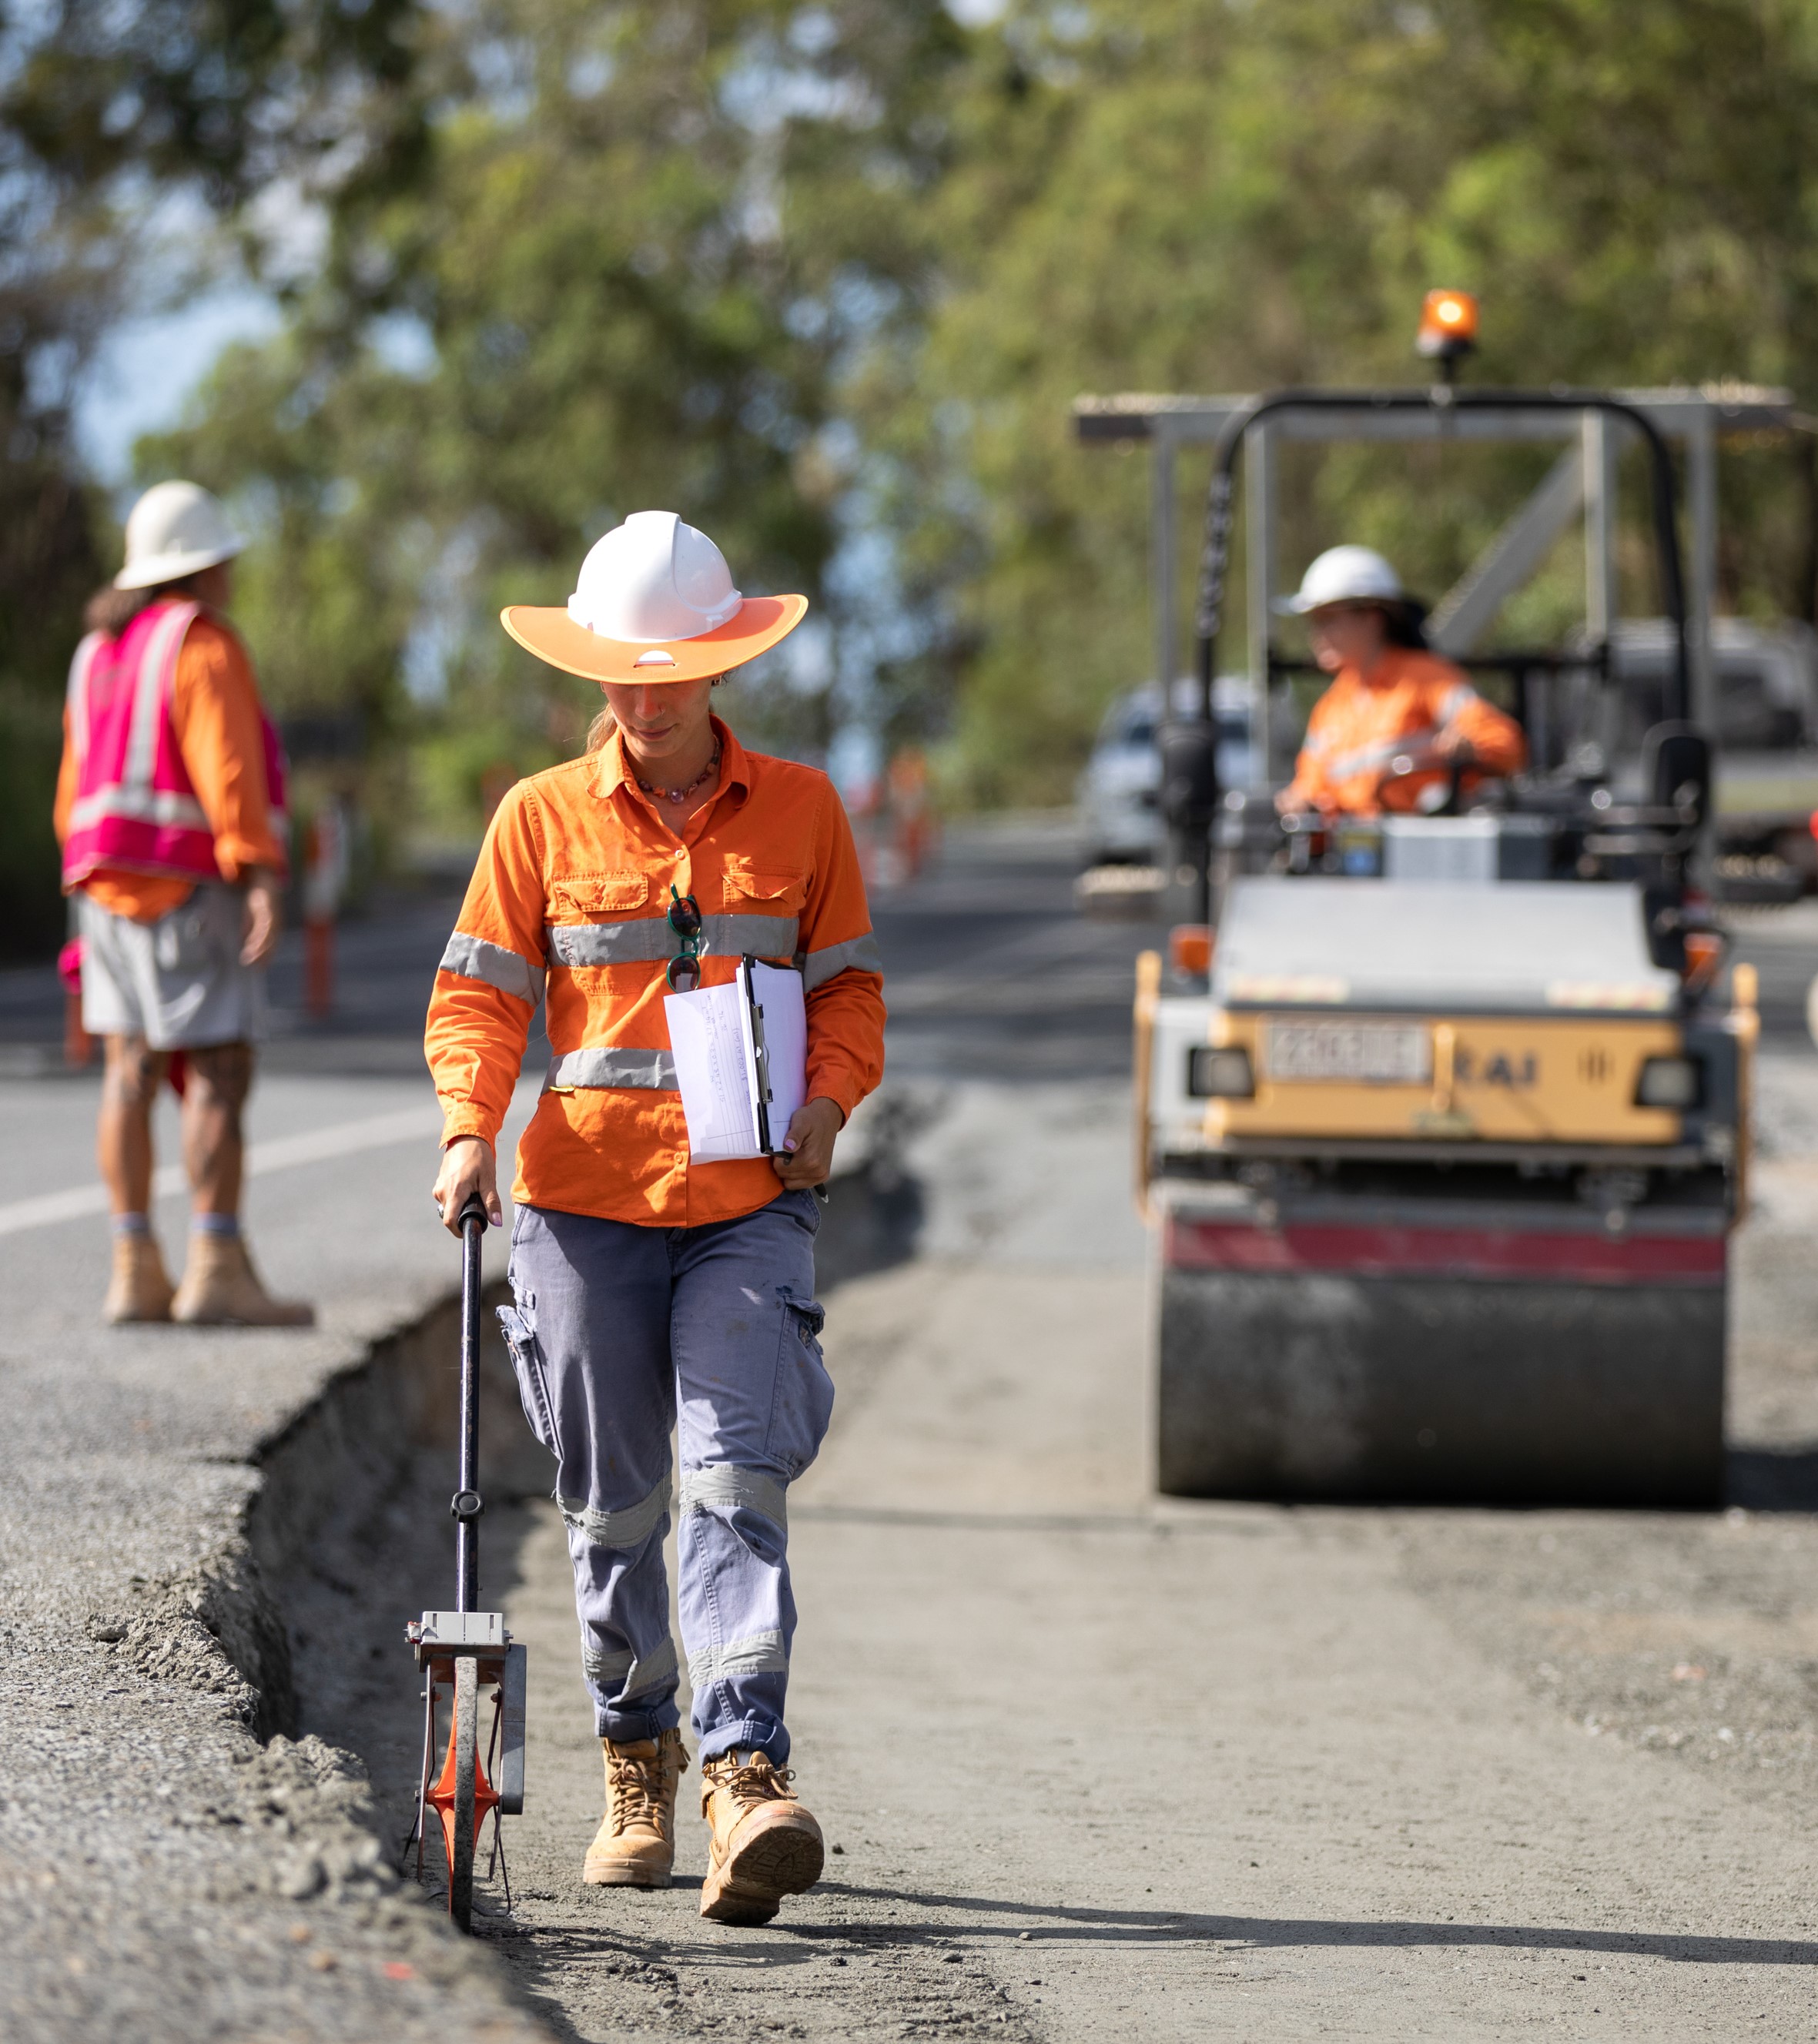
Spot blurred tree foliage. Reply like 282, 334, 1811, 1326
151, 0, 966, 841
0, 0, 427, 954
869, 0, 1818, 804
18, 0, 1818, 905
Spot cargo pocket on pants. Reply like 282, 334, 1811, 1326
497, 1304, 558, 1455
765, 1293, 834, 1477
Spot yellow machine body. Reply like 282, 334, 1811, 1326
1204, 1010, 1686, 1147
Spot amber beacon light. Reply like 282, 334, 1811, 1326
1417, 289, 1478, 373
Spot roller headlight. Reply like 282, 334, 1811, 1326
1635, 1055, 1702, 1109
1188, 1046, 1255, 1099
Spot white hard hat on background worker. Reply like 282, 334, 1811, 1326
113, 480, 246, 590
1275, 544, 1405, 615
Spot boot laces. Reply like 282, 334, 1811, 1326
608, 1745, 676, 1830
711, 1752, 796, 1811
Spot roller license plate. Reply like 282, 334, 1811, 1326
1262, 1020, 1431, 1085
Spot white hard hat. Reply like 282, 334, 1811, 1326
114, 480, 246, 590
1276, 544, 1404, 615
566, 510, 744, 644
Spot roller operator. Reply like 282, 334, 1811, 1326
1274, 545, 1527, 816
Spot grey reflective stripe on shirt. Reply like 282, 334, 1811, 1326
439, 930, 545, 1005
687, 1628, 788, 1690
799, 930, 884, 992
581, 1634, 678, 1700
557, 1476, 672, 1548
548, 912, 799, 968
679, 1465, 788, 1530
1324, 725, 1439, 783
546, 1045, 678, 1091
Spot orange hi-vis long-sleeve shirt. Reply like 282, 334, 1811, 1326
53, 611, 288, 923
424, 718, 887, 1229
1282, 647, 1527, 816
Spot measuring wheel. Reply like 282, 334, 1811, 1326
449, 1658, 480, 1929
425, 1654, 497, 1929
401, 1193, 529, 1932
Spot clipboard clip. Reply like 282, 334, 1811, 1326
742, 955, 776, 1154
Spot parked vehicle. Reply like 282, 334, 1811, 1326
1607, 618, 1818, 899
1077, 677, 1257, 865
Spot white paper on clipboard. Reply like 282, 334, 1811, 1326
664, 958, 807, 1163
665, 982, 759, 1162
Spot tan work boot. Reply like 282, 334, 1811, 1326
171, 1233, 315, 1327
698, 1749, 824, 1925
584, 1730, 688, 1887
104, 1233, 175, 1324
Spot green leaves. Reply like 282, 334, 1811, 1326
871, 0, 1818, 801
145, 0, 971, 836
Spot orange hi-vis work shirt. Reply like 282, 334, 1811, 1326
1283, 647, 1527, 817
52, 612, 288, 924
424, 719, 887, 1229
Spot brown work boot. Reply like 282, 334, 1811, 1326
171, 1233, 315, 1327
103, 1233, 174, 1324
584, 1730, 688, 1887
698, 1749, 824, 1925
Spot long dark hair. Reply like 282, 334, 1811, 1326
82, 569, 216, 642
1381, 596, 1431, 650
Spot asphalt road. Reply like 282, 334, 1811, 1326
9, 818, 1818, 2040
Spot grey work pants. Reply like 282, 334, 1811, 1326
500, 1192, 832, 1764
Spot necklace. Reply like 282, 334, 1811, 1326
634, 738, 721, 807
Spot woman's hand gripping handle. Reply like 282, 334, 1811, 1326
434, 1134, 503, 1235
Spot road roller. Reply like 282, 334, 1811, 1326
1104, 322, 1763, 1505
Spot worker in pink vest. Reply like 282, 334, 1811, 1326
54, 481, 313, 1326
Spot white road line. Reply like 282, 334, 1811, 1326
0, 1104, 445, 1239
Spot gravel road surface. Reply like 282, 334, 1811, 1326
7, 825, 1818, 2040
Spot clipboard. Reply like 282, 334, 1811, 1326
739, 955, 808, 1153
664, 956, 807, 1163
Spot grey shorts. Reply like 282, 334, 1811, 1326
78, 883, 266, 1049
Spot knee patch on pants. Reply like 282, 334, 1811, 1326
679, 1465, 788, 1566
686, 1628, 788, 1692
679, 1465, 788, 1531
559, 1475, 672, 1551
583, 1633, 678, 1701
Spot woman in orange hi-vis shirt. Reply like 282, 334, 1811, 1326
1275, 545, 1526, 815
425, 512, 885, 1929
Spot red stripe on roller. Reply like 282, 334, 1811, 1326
1166, 1215, 1726, 1286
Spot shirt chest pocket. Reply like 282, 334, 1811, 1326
546, 872, 655, 969
722, 865, 806, 917
549, 871, 650, 920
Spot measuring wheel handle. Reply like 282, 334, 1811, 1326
398, 1193, 530, 1933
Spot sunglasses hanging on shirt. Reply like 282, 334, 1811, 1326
666, 887, 703, 991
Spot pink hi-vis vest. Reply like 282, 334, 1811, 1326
62, 600, 290, 892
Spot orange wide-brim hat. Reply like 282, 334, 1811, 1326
500, 593, 809, 685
